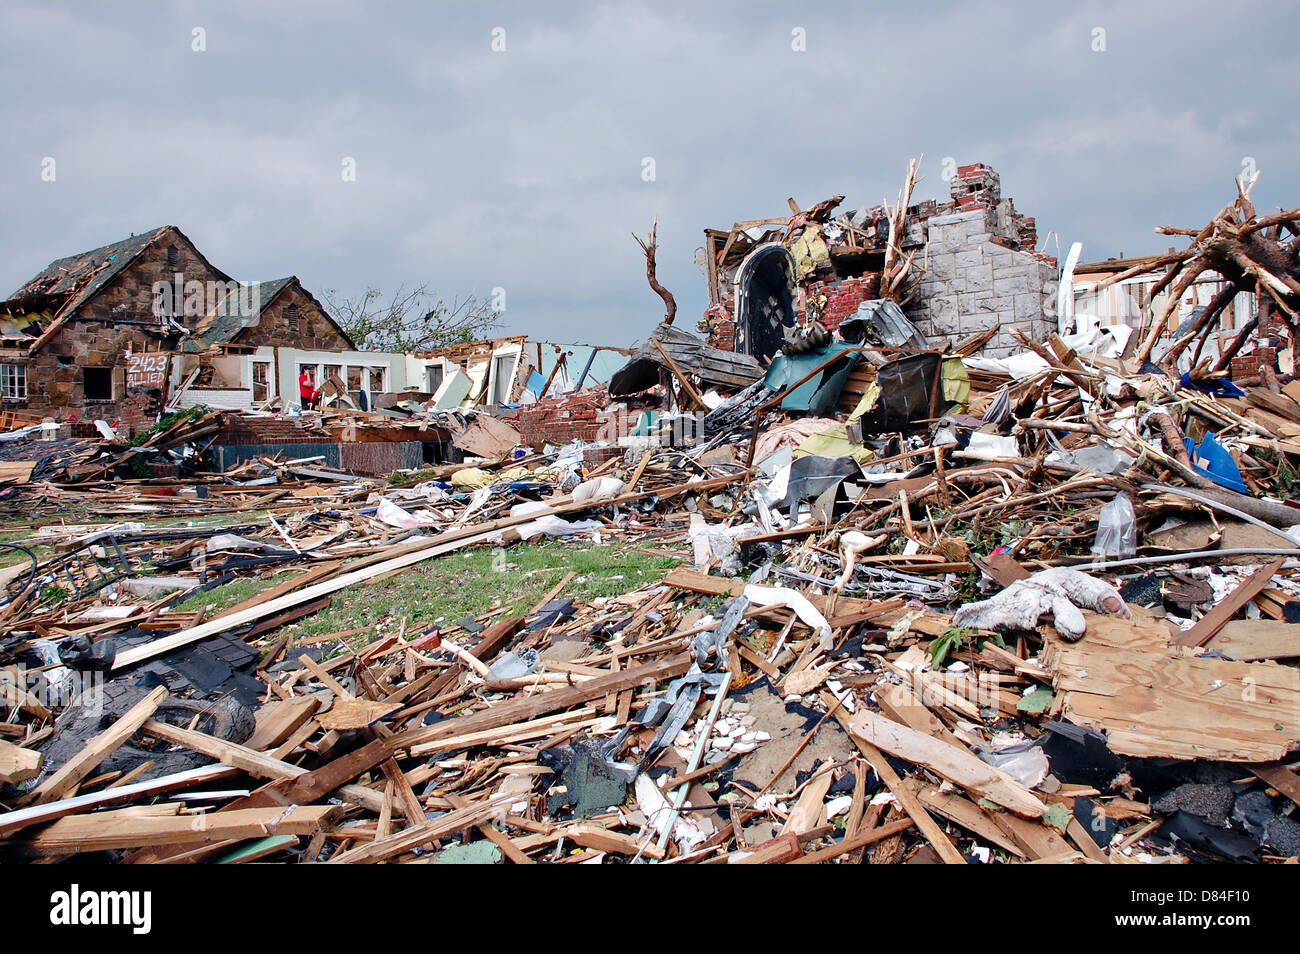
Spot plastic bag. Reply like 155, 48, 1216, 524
1092, 491, 1136, 559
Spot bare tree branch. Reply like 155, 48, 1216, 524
633, 218, 677, 325
323, 282, 502, 352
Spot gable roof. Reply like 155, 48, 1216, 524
186, 276, 357, 351
8, 225, 240, 356
189, 277, 294, 347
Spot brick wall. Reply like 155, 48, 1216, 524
809, 274, 882, 331
18, 226, 229, 423
697, 163, 1057, 359
700, 303, 737, 351
510, 389, 627, 449
214, 440, 421, 476
217, 415, 329, 446
1230, 344, 1277, 381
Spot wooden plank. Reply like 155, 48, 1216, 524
564, 823, 665, 859
824, 695, 967, 865
731, 832, 803, 864
653, 338, 706, 409
916, 787, 1024, 857
140, 719, 386, 813
789, 817, 916, 864
476, 824, 536, 864
327, 795, 513, 864
0, 765, 235, 838
21, 805, 338, 854
780, 769, 834, 836
113, 473, 748, 670
1248, 762, 1300, 808
244, 696, 322, 751
27, 686, 167, 805
1044, 611, 1300, 762
0, 738, 41, 784
209, 561, 342, 622
392, 652, 693, 750
991, 811, 1073, 861
317, 697, 401, 730
848, 709, 1044, 818
1174, 559, 1285, 648
1206, 619, 1300, 660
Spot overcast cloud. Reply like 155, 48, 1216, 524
2, 0, 1297, 346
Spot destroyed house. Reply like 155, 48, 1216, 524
0, 226, 361, 428
698, 163, 1059, 360
415, 336, 630, 409
172, 276, 368, 411
1068, 253, 1266, 375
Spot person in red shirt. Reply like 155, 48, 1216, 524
299, 368, 319, 409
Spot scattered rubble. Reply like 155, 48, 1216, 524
1, 171, 1298, 866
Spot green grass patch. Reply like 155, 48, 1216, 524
180, 574, 285, 617
286, 539, 679, 642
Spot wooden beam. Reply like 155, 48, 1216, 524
0, 765, 235, 838
824, 694, 967, 865
20, 805, 338, 855
788, 816, 916, 864
392, 652, 693, 750
112, 472, 748, 670
0, 738, 41, 785
1174, 559, 1285, 648
140, 718, 386, 813
27, 686, 167, 805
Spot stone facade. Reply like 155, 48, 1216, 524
904, 209, 1058, 356
225, 281, 352, 352
17, 227, 230, 426
4, 227, 354, 431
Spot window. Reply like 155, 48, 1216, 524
426, 364, 445, 394
1, 365, 27, 401
285, 302, 300, 333
367, 366, 387, 393
84, 367, 113, 401
251, 361, 272, 403
167, 245, 179, 267
490, 353, 516, 405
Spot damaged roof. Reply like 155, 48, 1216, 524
8, 226, 173, 302
185, 276, 356, 352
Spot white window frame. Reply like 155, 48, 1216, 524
251, 360, 273, 403
489, 349, 519, 405
1, 364, 27, 401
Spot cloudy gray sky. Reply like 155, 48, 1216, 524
3, 0, 1297, 347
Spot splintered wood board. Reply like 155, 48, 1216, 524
1043, 611, 1300, 762
1206, 619, 1300, 661
0, 461, 35, 485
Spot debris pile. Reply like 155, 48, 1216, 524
2, 180, 1299, 865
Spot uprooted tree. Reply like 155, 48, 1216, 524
324, 282, 502, 352
1098, 173, 1300, 372
634, 218, 677, 325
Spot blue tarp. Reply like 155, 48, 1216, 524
763, 341, 859, 415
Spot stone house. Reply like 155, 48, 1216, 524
0, 225, 369, 429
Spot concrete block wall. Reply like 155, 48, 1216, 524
906, 210, 1057, 357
